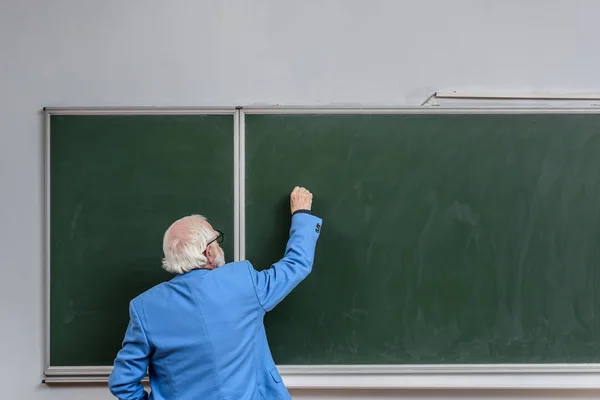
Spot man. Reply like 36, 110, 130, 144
108, 187, 321, 400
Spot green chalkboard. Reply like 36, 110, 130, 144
246, 113, 600, 364
49, 114, 234, 366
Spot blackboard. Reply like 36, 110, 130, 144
245, 113, 600, 364
48, 110, 600, 369
49, 113, 234, 366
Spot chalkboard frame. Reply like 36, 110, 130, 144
43, 106, 600, 389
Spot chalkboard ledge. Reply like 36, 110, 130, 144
43, 364, 600, 389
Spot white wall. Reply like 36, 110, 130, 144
2, 0, 600, 398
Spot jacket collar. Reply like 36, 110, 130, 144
170, 268, 212, 282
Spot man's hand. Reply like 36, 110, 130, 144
290, 186, 313, 215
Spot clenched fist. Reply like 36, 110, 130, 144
290, 186, 313, 215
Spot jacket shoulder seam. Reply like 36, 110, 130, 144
245, 260, 268, 313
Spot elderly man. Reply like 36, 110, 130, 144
108, 187, 321, 400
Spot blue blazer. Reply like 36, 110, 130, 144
108, 213, 322, 399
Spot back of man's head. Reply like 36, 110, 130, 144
161, 215, 215, 274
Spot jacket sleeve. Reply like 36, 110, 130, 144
108, 301, 150, 400
247, 212, 322, 312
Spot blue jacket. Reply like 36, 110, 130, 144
108, 213, 322, 399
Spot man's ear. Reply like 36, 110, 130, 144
204, 245, 217, 269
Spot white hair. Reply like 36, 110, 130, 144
161, 214, 215, 274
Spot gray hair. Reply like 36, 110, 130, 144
161, 215, 214, 274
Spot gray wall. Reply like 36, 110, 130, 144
2, 0, 599, 398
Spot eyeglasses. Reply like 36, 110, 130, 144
207, 230, 224, 246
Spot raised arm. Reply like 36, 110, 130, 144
247, 187, 322, 311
